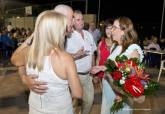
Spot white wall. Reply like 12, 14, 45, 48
7, 17, 35, 30
83, 14, 96, 24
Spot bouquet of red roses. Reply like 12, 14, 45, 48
105, 55, 159, 113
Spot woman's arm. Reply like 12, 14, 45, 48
11, 37, 48, 94
50, 49, 82, 98
65, 54, 83, 98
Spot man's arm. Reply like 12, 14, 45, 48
70, 47, 88, 60
18, 66, 48, 95
11, 37, 32, 66
11, 37, 48, 94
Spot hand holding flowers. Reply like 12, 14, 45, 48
105, 55, 159, 113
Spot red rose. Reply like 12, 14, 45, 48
111, 71, 122, 80
124, 77, 144, 97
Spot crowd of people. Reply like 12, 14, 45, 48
8, 3, 163, 114
142, 35, 165, 67
0, 25, 32, 62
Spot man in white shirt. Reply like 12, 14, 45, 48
7, 22, 13, 32
65, 10, 97, 114
88, 21, 101, 45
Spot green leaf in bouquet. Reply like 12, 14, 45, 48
110, 95, 127, 114
105, 59, 118, 73
144, 79, 160, 95
115, 55, 128, 62
138, 63, 145, 69
113, 80, 121, 87
110, 100, 125, 114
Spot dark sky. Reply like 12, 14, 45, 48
5, 0, 164, 23
70, 0, 164, 38
71, 0, 164, 38
7, 0, 163, 23
85, 0, 163, 22
4, 0, 164, 37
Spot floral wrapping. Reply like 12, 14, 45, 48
105, 55, 159, 113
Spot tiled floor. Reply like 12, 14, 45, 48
0, 63, 165, 114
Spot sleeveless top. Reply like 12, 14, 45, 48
98, 39, 110, 78
26, 56, 73, 114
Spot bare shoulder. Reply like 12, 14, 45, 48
51, 49, 74, 63
50, 49, 75, 79
61, 51, 74, 63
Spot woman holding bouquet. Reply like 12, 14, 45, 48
91, 17, 144, 114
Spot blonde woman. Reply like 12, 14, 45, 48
26, 10, 82, 114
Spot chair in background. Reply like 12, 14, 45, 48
157, 60, 165, 82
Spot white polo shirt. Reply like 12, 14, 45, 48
66, 30, 97, 73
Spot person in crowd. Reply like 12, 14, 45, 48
146, 35, 161, 51
26, 28, 33, 37
10, 29, 19, 50
25, 10, 82, 114
143, 36, 150, 46
0, 30, 15, 60
91, 17, 144, 114
142, 36, 150, 65
96, 18, 113, 79
7, 22, 13, 32
146, 35, 161, 67
83, 22, 89, 30
88, 21, 101, 45
142, 36, 150, 50
65, 10, 97, 114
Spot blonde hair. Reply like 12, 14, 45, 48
27, 10, 67, 71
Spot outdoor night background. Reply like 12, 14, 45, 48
1, 0, 165, 39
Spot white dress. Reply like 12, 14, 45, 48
26, 56, 73, 114
101, 44, 144, 114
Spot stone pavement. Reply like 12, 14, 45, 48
0, 64, 165, 114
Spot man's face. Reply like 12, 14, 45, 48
89, 22, 96, 31
73, 13, 84, 31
